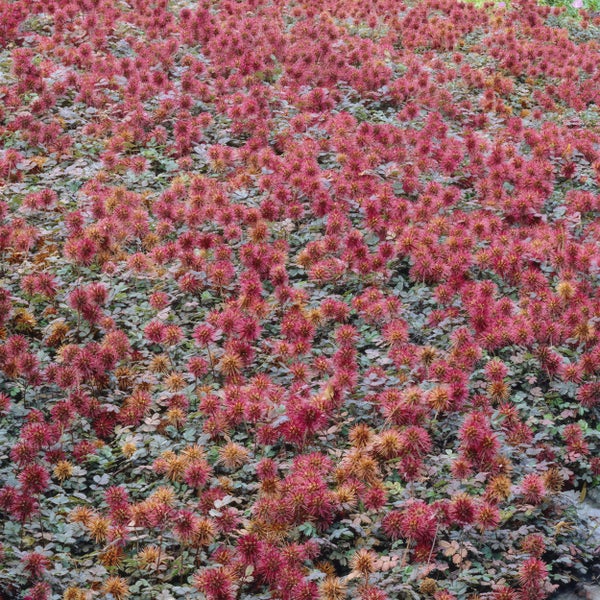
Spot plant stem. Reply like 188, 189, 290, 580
206, 344, 215, 377
427, 522, 439, 565
401, 537, 412, 567
156, 531, 164, 579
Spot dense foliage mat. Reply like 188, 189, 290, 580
0, 0, 599, 598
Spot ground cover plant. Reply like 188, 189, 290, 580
0, 0, 599, 598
